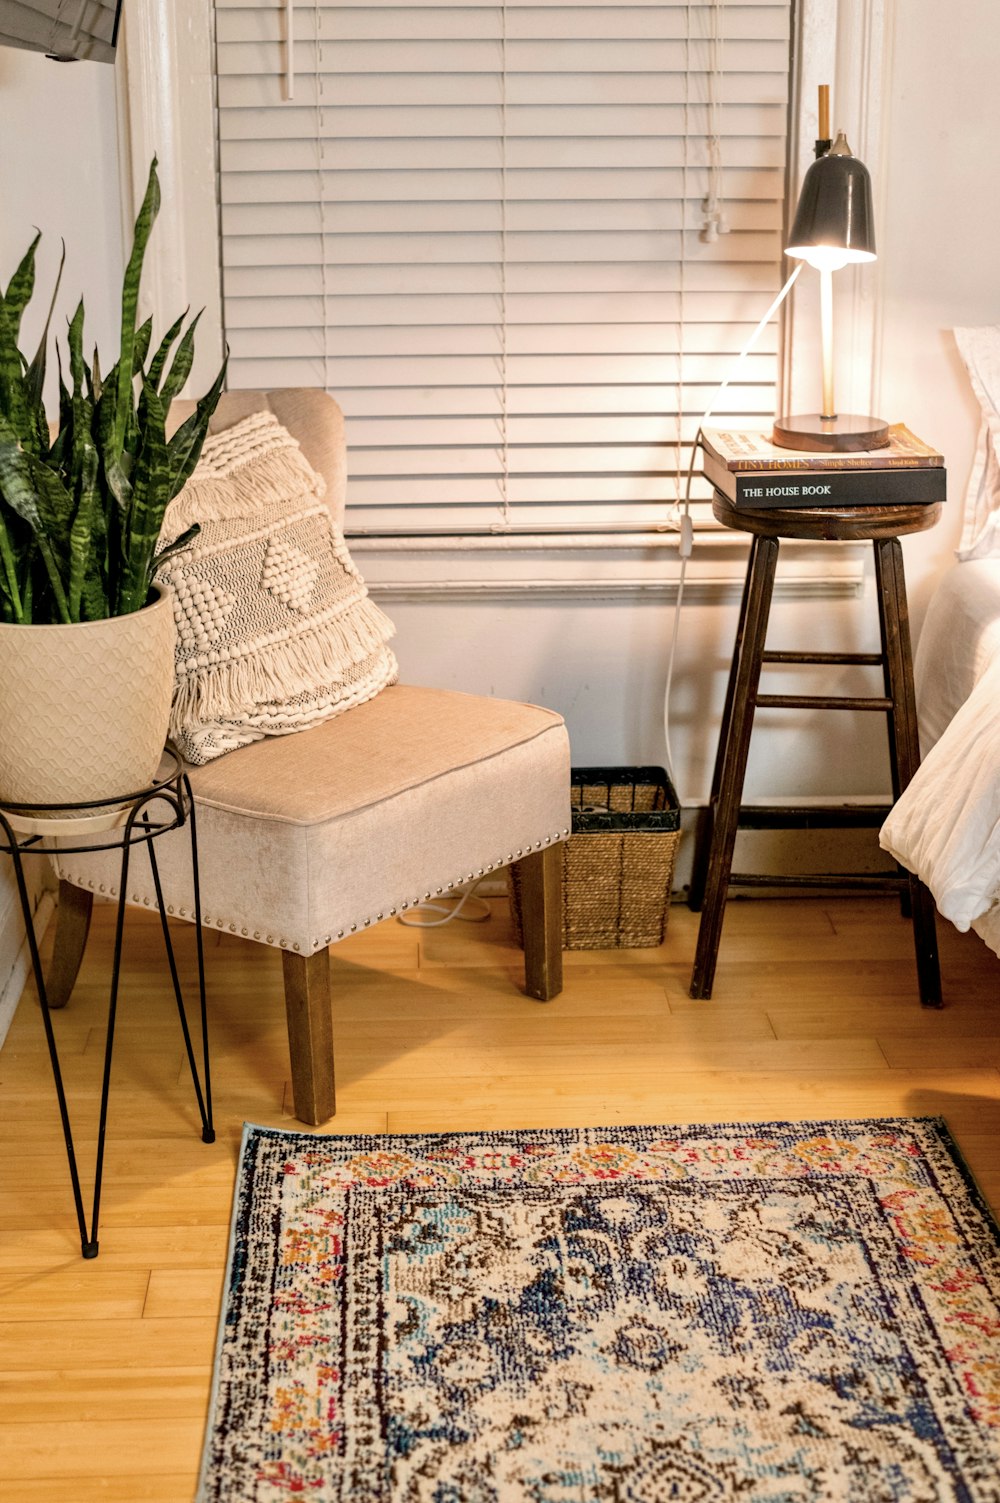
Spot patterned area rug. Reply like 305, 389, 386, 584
197, 1118, 1000, 1502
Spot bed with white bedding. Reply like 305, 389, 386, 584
879, 326, 1000, 957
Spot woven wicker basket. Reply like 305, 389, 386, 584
509, 766, 681, 950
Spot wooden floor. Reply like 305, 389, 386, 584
0, 894, 998, 1500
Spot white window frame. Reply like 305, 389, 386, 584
114, 0, 892, 599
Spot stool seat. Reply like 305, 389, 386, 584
713, 495, 943, 541
690, 496, 942, 1007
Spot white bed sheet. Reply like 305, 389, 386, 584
880, 557, 1000, 955
914, 557, 1000, 753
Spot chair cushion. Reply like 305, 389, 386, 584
156, 411, 397, 765
188, 682, 564, 823
55, 685, 571, 955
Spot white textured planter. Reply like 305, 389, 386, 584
0, 585, 176, 820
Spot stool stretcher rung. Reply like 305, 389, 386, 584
754, 693, 893, 711
762, 650, 884, 666
729, 871, 907, 891
736, 804, 892, 829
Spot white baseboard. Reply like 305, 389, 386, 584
0, 889, 56, 1049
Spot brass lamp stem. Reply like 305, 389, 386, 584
820, 266, 836, 419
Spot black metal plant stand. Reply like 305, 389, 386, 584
0, 750, 214, 1259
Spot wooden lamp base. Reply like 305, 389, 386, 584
771, 413, 891, 453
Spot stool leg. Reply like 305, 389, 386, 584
690, 534, 779, 999
688, 539, 760, 913
874, 541, 911, 921
874, 538, 943, 1007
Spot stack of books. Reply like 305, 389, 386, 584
700, 425, 946, 509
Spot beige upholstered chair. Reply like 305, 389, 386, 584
49, 390, 571, 1124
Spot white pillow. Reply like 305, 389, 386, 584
156, 411, 397, 765
954, 325, 1000, 559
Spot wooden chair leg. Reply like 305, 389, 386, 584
516, 845, 563, 1001
281, 947, 336, 1124
45, 880, 94, 1010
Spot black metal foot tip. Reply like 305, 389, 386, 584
202, 1126, 217, 1144
82, 1240, 99, 1260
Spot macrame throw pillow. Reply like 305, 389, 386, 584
155, 410, 398, 765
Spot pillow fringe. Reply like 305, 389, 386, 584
162, 444, 324, 541
174, 652, 398, 764
169, 600, 396, 731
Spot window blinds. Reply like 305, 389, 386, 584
215, 0, 792, 537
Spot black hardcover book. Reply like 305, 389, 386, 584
704, 456, 946, 509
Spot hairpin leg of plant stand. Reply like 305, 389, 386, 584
0, 770, 214, 1259
144, 788, 215, 1145
1, 815, 92, 1254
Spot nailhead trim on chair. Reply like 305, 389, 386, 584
303, 828, 570, 950
58, 828, 571, 956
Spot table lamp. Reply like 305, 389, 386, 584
772, 86, 889, 453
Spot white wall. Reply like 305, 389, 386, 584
0, 47, 123, 394
0, 45, 123, 1023
873, 2, 1000, 625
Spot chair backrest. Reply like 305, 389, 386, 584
169, 388, 348, 526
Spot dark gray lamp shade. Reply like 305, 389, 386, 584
785, 140, 877, 264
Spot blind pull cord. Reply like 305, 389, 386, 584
496, 0, 511, 529
283, 0, 295, 101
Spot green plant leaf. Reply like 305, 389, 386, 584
159, 310, 201, 406
146, 311, 185, 391
151, 520, 200, 575
116, 378, 170, 614
54, 344, 72, 450
66, 297, 88, 415
65, 297, 97, 534
133, 316, 153, 375
24, 241, 65, 438
108, 157, 160, 468
79, 567, 108, 621
1, 231, 41, 334
95, 359, 132, 512
64, 304, 99, 621
0, 233, 55, 455
166, 351, 228, 493
0, 509, 26, 623
67, 440, 99, 621
0, 291, 31, 448
0, 424, 72, 622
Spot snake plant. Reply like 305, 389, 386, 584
0, 158, 226, 625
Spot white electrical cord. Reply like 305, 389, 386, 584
398, 879, 492, 928
661, 262, 803, 798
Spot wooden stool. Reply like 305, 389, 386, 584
688, 496, 943, 1007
